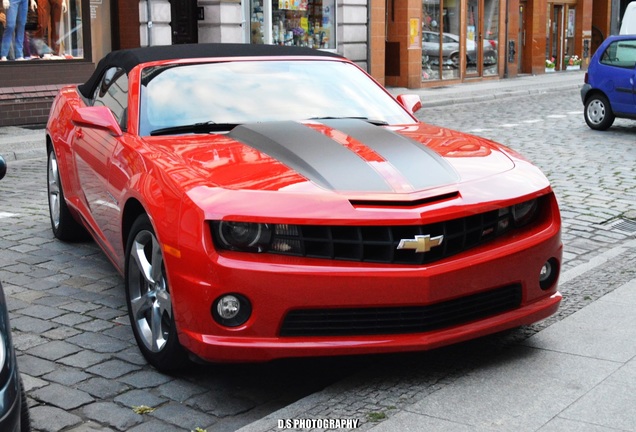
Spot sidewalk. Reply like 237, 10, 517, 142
389, 69, 585, 107
239, 238, 636, 432
0, 126, 46, 161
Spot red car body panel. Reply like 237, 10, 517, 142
46, 50, 562, 363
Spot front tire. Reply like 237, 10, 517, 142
584, 94, 615, 130
125, 214, 188, 371
47, 147, 88, 241
19, 378, 30, 432
449, 52, 460, 68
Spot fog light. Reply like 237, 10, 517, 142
212, 294, 251, 327
539, 258, 559, 290
217, 295, 240, 319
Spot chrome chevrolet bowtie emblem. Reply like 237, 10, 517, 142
397, 234, 444, 253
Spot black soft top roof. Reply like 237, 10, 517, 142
78, 43, 343, 99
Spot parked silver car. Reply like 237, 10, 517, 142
422, 31, 497, 67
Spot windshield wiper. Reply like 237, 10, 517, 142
150, 121, 239, 136
309, 116, 389, 126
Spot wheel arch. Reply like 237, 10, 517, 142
121, 198, 148, 256
582, 88, 611, 107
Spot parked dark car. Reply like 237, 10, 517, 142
0, 155, 6, 180
0, 148, 30, 431
0, 282, 30, 431
581, 35, 636, 130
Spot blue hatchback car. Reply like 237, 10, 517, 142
581, 35, 636, 130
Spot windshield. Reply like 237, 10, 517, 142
139, 60, 416, 136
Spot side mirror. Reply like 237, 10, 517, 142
396, 94, 422, 115
71, 106, 123, 137
0, 155, 6, 180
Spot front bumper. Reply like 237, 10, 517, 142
169, 217, 563, 363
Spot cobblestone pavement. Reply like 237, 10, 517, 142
1, 86, 635, 432
238, 87, 636, 432
0, 138, 361, 431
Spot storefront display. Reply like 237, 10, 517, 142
422, 0, 461, 81
421, 0, 498, 81
251, 0, 335, 50
0, 0, 83, 61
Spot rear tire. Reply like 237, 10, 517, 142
47, 147, 89, 241
584, 94, 615, 130
125, 214, 189, 372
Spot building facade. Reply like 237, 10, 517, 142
0, 0, 630, 126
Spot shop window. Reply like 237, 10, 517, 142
0, 0, 84, 61
565, 8, 575, 58
422, 0, 461, 81
482, 0, 498, 77
90, 0, 110, 63
250, 0, 336, 50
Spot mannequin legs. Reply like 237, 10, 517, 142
0, 0, 29, 59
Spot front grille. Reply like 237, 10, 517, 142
270, 206, 522, 265
280, 284, 522, 337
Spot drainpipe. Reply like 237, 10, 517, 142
146, 0, 153, 46
504, 0, 509, 78
367, 0, 372, 74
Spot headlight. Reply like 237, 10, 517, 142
512, 199, 539, 227
213, 221, 272, 252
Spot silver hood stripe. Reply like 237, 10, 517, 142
228, 120, 458, 193
319, 119, 459, 190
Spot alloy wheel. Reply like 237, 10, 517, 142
127, 229, 172, 353
47, 151, 61, 231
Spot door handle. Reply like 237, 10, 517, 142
76, 128, 84, 139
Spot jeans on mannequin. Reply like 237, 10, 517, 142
1, 0, 29, 59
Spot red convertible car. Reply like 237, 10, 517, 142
46, 44, 562, 371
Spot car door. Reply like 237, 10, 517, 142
72, 67, 129, 251
599, 39, 636, 114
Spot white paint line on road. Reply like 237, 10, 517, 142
523, 119, 543, 124
560, 238, 636, 284
0, 212, 18, 219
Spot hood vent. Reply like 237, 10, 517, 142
349, 191, 459, 208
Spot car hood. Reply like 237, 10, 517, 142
149, 119, 516, 197
144, 120, 551, 221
